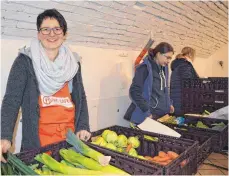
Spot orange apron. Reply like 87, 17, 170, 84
38, 83, 75, 147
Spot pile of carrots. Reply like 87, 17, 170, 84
144, 151, 186, 166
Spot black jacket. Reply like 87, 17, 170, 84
170, 58, 198, 115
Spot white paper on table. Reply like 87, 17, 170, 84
137, 117, 181, 138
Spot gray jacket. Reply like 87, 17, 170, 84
1, 53, 90, 151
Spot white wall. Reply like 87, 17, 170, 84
68, 44, 139, 131
192, 57, 212, 78
1, 39, 139, 153
207, 44, 228, 77
193, 44, 228, 78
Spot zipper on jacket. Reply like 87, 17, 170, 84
162, 70, 166, 88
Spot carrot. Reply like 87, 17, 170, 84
158, 156, 171, 162
153, 156, 171, 162
152, 156, 161, 161
167, 151, 179, 160
144, 156, 154, 161
126, 144, 132, 153
166, 159, 172, 165
158, 151, 167, 158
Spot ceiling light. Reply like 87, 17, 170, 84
133, 2, 146, 10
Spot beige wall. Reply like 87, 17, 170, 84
193, 44, 228, 78
192, 57, 212, 78
207, 44, 228, 77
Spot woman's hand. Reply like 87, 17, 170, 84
76, 130, 91, 141
170, 105, 175, 113
0, 140, 11, 163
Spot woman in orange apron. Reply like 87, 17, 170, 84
1, 9, 91, 162
38, 83, 76, 146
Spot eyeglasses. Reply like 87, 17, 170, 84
162, 53, 172, 60
39, 27, 63, 35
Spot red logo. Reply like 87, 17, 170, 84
43, 96, 52, 105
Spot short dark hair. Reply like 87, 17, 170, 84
37, 9, 67, 35
149, 42, 174, 58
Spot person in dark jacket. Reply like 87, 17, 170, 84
1, 9, 90, 162
124, 42, 175, 124
170, 47, 199, 115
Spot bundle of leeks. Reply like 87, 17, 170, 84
33, 130, 129, 175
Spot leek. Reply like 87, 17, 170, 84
60, 148, 129, 175
66, 129, 111, 166
61, 159, 86, 169
35, 153, 103, 175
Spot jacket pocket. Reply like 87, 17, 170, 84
150, 97, 158, 109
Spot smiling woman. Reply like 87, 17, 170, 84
1, 9, 91, 162
38, 22, 66, 61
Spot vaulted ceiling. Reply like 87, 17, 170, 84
1, 1, 228, 58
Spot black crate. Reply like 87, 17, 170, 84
180, 77, 228, 115
86, 143, 163, 175
164, 116, 228, 152
162, 124, 214, 165
14, 140, 163, 175
182, 77, 228, 90
15, 140, 70, 165
89, 125, 198, 175
1, 142, 69, 175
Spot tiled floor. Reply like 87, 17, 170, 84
196, 153, 228, 175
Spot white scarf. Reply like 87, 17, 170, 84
30, 39, 79, 96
